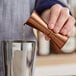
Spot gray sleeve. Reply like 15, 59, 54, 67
0, 42, 5, 76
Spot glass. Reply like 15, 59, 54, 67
3, 41, 36, 76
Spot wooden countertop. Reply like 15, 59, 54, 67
36, 53, 76, 67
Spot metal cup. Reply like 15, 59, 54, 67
2, 41, 36, 76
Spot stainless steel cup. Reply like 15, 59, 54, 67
3, 41, 36, 76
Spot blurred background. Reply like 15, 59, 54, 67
34, 0, 76, 76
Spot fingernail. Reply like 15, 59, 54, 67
53, 27, 59, 33
48, 24, 54, 29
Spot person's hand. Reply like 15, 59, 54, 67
41, 4, 76, 40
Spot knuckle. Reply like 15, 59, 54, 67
55, 4, 62, 8
51, 4, 62, 10
64, 8, 69, 12
61, 8, 69, 14
60, 8, 69, 18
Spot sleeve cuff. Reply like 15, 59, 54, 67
35, 0, 72, 15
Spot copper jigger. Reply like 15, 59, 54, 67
24, 11, 69, 53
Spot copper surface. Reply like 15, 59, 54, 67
24, 11, 69, 53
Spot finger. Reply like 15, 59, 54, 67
53, 8, 69, 33
60, 16, 76, 36
48, 4, 62, 29
45, 35, 51, 40
68, 25, 75, 36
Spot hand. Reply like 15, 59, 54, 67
41, 4, 76, 40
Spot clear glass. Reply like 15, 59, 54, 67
3, 41, 36, 76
